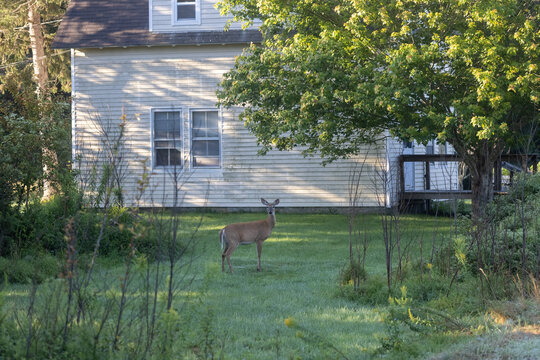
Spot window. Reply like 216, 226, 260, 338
153, 110, 183, 168
191, 110, 220, 168
175, 0, 199, 23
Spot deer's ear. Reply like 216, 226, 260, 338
274, 199, 280, 206
261, 198, 268, 205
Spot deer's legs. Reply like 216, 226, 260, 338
221, 248, 227, 272
223, 243, 238, 274
256, 241, 263, 272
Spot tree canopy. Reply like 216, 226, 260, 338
216, 0, 539, 218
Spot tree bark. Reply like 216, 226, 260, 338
28, 1, 57, 199
468, 151, 494, 223
28, 1, 49, 96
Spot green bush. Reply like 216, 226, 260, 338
0, 190, 82, 257
0, 254, 61, 284
429, 200, 471, 217
405, 275, 449, 302
339, 260, 367, 285
477, 173, 540, 275
343, 274, 390, 306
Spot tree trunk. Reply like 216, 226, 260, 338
28, 2, 49, 95
28, 1, 57, 199
469, 154, 494, 223
464, 144, 500, 272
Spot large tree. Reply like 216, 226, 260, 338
216, 0, 539, 222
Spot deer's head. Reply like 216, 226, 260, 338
261, 198, 280, 215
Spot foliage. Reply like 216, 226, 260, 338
339, 259, 366, 286
284, 316, 350, 359
217, 0, 539, 218
375, 286, 419, 355
0, 99, 71, 253
0, 253, 60, 284
340, 274, 390, 306
0, 113, 42, 211
429, 200, 472, 217
470, 173, 540, 276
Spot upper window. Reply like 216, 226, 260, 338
153, 110, 183, 168
174, 0, 200, 24
191, 110, 220, 168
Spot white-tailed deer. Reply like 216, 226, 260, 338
220, 198, 280, 273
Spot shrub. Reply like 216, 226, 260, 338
0, 191, 82, 257
343, 275, 390, 306
0, 254, 60, 284
429, 200, 471, 217
405, 275, 449, 302
475, 173, 540, 276
339, 260, 367, 286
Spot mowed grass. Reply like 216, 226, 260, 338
3, 212, 464, 359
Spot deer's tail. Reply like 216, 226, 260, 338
220, 228, 226, 251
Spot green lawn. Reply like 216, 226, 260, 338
1, 212, 488, 359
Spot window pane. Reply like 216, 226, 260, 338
207, 140, 219, 156
177, 4, 196, 19
170, 122, 181, 139
193, 111, 219, 137
154, 111, 181, 139
167, 111, 181, 138
170, 149, 182, 166
154, 112, 168, 121
194, 157, 219, 167
192, 140, 207, 156
193, 127, 207, 137
155, 140, 181, 149
206, 111, 218, 129
154, 117, 169, 139
193, 111, 205, 129
155, 141, 171, 148
156, 149, 169, 166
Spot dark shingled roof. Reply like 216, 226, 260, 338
52, 0, 262, 49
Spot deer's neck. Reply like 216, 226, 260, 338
266, 213, 276, 228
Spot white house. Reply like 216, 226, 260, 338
53, 0, 456, 209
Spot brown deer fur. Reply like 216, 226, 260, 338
220, 198, 280, 273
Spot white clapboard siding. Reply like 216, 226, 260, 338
151, 0, 260, 33
72, 45, 388, 208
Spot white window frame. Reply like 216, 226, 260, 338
172, 0, 201, 26
189, 108, 222, 170
150, 108, 184, 170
